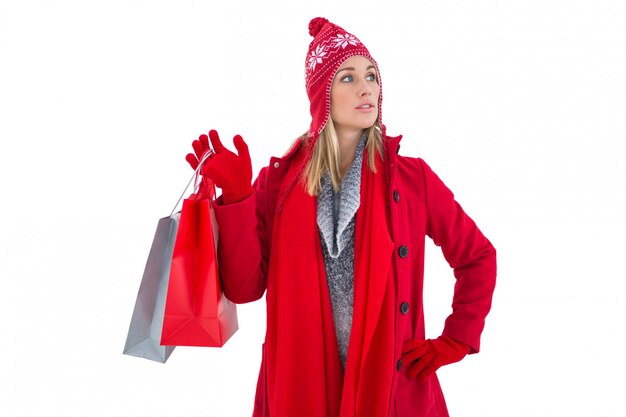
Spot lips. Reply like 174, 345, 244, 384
356, 101, 376, 109
356, 101, 376, 113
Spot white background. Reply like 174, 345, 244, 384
1, 0, 625, 416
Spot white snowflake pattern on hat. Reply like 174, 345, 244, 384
331, 33, 360, 49
308, 45, 328, 71
304, 32, 364, 80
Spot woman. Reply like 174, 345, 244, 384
186, 17, 496, 417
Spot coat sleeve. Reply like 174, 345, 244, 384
419, 158, 497, 353
211, 166, 270, 304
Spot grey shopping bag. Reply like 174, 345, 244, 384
123, 149, 213, 363
123, 212, 180, 363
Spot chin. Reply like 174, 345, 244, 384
360, 119, 378, 130
334, 115, 378, 132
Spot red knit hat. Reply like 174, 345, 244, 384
277, 17, 385, 211
304, 17, 385, 141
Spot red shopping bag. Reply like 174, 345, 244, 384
160, 184, 239, 347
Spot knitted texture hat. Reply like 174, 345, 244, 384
277, 17, 385, 212
304, 17, 385, 141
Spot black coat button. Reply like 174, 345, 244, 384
393, 190, 400, 202
396, 359, 403, 371
398, 246, 409, 258
400, 302, 409, 314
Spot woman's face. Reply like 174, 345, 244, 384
330, 55, 380, 135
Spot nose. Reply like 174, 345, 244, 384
358, 78, 372, 97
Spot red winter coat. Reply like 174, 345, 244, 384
212, 134, 497, 417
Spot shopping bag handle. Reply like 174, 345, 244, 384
170, 149, 215, 216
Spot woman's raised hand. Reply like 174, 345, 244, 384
186, 133, 212, 170
185, 129, 253, 204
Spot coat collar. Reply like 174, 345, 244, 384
268, 132, 403, 193
385, 133, 402, 159
384, 133, 403, 180
281, 137, 305, 161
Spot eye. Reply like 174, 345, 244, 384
340, 75, 354, 82
366, 72, 378, 82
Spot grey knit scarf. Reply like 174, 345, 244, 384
316, 133, 367, 370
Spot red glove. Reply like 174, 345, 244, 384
186, 130, 253, 204
401, 335, 471, 383
184, 133, 214, 200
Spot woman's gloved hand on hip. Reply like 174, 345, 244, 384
401, 335, 471, 383
186, 129, 253, 204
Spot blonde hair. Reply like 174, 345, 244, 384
296, 119, 383, 196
